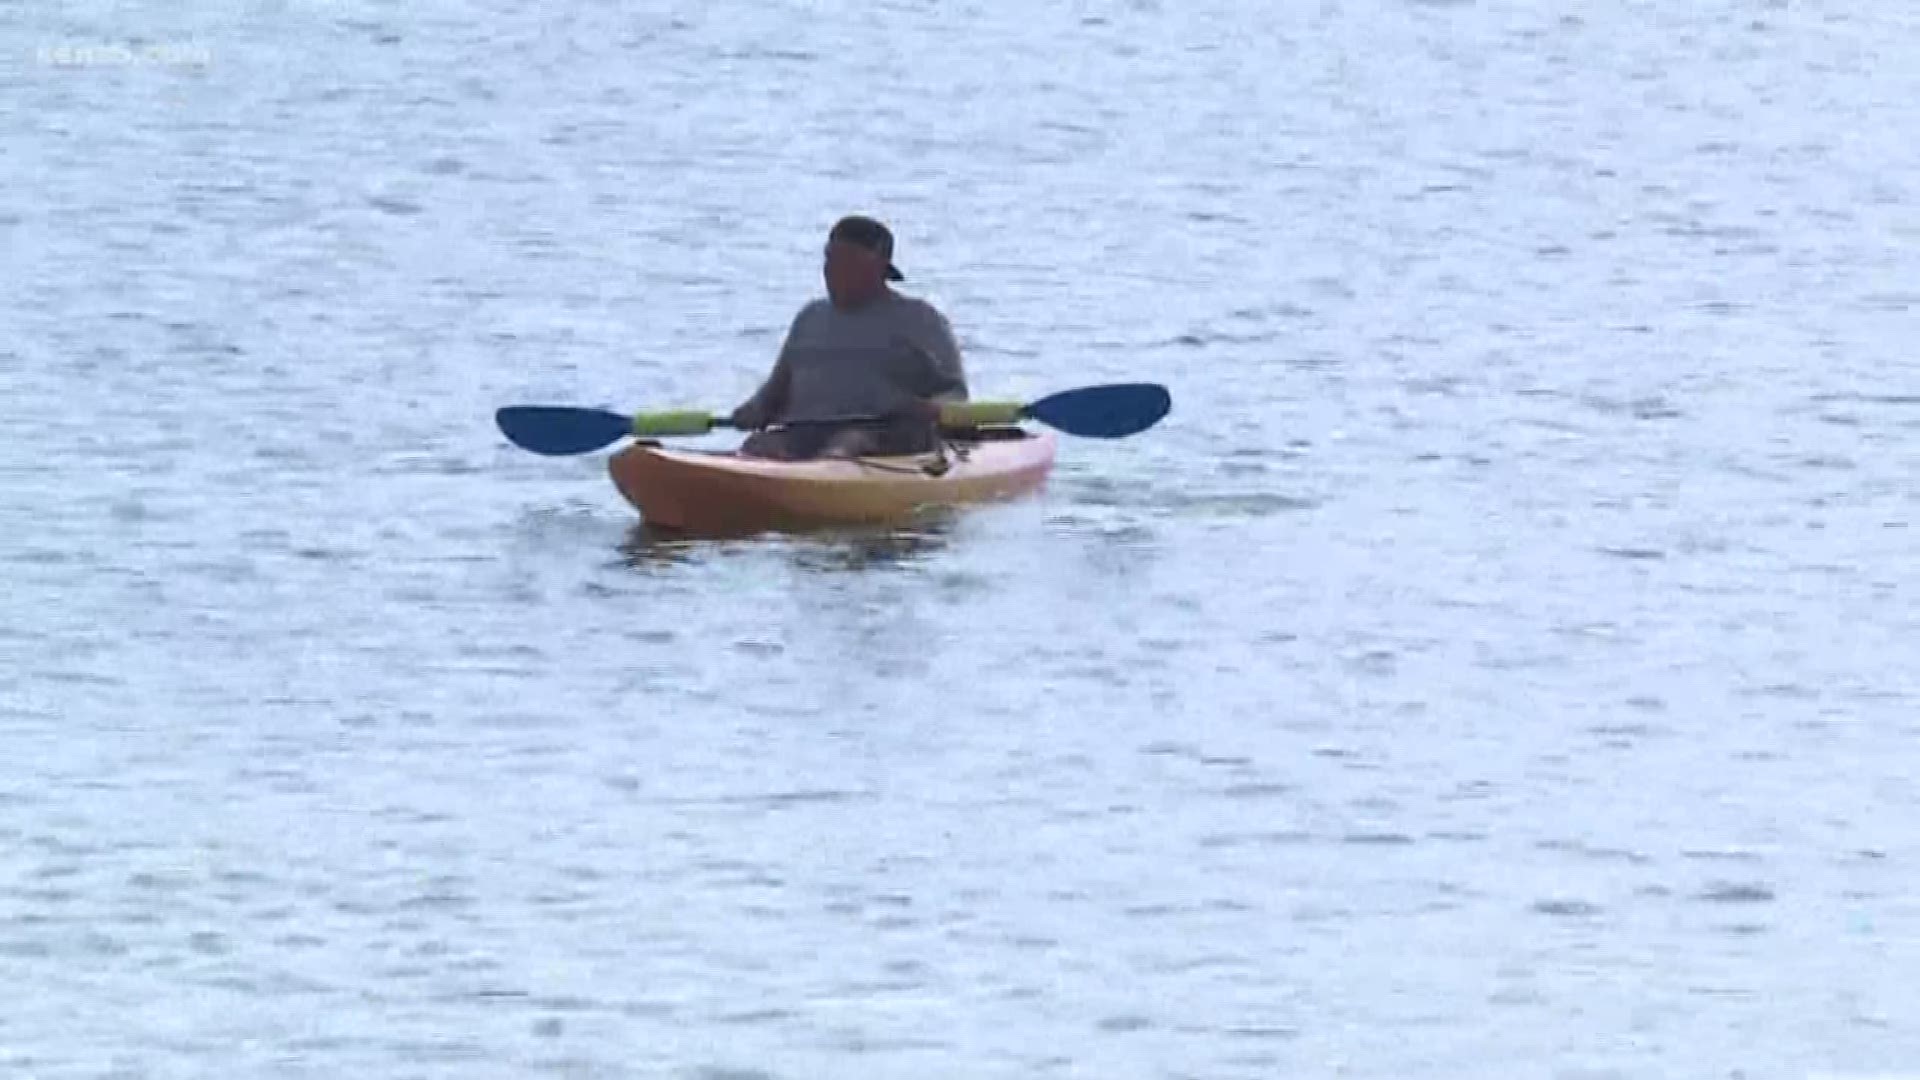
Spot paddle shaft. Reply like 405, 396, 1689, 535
499, 383, 1165, 454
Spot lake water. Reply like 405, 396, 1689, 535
4, 1, 1918, 1077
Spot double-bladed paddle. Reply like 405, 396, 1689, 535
495, 383, 1171, 456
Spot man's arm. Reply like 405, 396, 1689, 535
730, 355, 789, 430
730, 308, 808, 428
906, 305, 968, 414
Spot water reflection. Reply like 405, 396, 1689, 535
784, 519, 954, 573
615, 522, 717, 570
615, 513, 955, 573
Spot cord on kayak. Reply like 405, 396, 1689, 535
847, 435, 984, 478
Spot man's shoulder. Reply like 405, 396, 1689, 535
780, 299, 836, 341
792, 298, 834, 322
885, 291, 947, 317
882, 292, 953, 330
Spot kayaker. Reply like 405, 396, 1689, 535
729, 215, 969, 460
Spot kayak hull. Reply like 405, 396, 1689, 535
608, 429, 1056, 535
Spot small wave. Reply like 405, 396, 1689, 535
1532, 898, 1604, 917
1342, 832, 1416, 846
1695, 881, 1775, 904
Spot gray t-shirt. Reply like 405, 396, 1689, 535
734, 291, 968, 427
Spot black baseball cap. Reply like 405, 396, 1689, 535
829, 214, 905, 281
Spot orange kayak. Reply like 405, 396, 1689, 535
608, 429, 1056, 534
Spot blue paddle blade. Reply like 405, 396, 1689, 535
496, 406, 633, 455
1025, 383, 1171, 438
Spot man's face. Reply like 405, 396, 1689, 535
823, 240, 886, 305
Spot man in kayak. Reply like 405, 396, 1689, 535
729, 215, 969, 460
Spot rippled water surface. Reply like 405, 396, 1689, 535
5, 2, 1919, 1077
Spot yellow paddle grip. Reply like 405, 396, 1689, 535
939, 401, 1024, 427
631, 411, 715, 438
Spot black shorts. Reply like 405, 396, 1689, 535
739, 418, 940, 461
